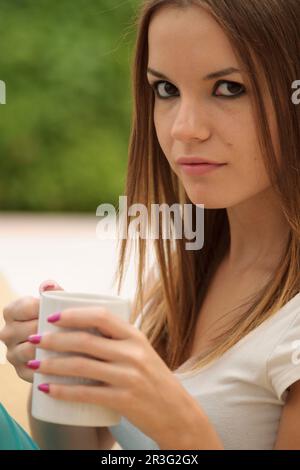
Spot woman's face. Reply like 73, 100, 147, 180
147, 5, 277, 208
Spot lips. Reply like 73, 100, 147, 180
181, 163, 221, 166
179, 162, 226, 176
176, 157, 225, 165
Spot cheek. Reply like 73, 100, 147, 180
153, 108, 165, 142
223, 106, 263, 161
153, 110, 173, 158
223, 118, 272, 193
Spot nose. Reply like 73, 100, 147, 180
170, 99, 211, 142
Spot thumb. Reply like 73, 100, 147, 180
39, 280, 64, 294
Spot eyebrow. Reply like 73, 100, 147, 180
147, 66, 241, 81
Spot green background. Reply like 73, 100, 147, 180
0, 0, 139, 211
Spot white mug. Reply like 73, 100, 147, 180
32, 291, 131, 426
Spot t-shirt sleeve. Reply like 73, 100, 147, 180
267, 311, 300, 401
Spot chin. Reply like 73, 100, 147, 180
186, 195, 228, 210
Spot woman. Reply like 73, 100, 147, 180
1, 0, 300, 450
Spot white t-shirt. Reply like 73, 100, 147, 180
109, 292, 300, 449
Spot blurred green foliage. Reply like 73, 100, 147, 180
0, 0, 140, 211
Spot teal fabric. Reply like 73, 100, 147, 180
0, 403, 39, 450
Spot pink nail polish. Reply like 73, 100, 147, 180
38, 384, 50, 394
40, 282, 56, 293
27, 360, 41, 370
28, 334, 42, 344
47, 312, 61, 323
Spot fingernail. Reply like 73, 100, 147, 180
27, 360, 41, 370
40, 282, 56, 293
38, 384, 50, 394
47, 312, 61, 323
28, 334, 42, 344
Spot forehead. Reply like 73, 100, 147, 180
148, 5, 239, 71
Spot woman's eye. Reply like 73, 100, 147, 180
150, 80, 245, 99
151, 81, 178, 99
214, 80, 245, 98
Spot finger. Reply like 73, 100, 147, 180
38, 382, 123, 411
28, 356, 126, 386
14, 341, 37, 364
7, 341, 37, 367
1, 319, 38, 347
28, 331, 122, 362
39, 280, 64, 294
46, 307, 133, 340
3, 297, 39, 322
16, 365, 35, 383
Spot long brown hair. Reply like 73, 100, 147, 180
113, 0, 300, 374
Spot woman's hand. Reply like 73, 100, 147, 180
26, 306, 196, 445
0, 280, 63, 382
